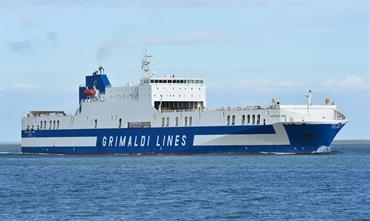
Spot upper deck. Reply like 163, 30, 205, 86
27, 111, 66, 117
78, 52, 207, 112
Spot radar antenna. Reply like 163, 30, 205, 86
141, 49, 153, 77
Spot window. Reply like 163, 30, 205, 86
57, 120, 60, 129
166, 117, 169, 127
257, 114, 261, 125
49, 120, 52, 129
119, 118, 122, 128
232, 115, 235, 125
247, 115, 250, 124
242, 115, 245, 125
226, 115, 230, 126
40, 121, 43, 129
252, 115, 255, 125
189, 116, 192, 126
185, 117, 188, 126
161, 117, 165, 127
175, 117, 179, 126
53, 120, 56, 129
94, 119, 98, 128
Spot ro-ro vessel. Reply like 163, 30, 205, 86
21, 52, 347, 154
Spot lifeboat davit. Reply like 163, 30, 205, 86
84, 88, 96, 96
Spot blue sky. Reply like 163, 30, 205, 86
0, 0, 369, 142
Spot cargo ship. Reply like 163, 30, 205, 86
21, 52, 347, 154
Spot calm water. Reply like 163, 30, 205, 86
0, 143, 369, 220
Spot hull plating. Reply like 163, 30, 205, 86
21, 123, 345, 154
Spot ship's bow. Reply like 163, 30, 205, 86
283, 120, 347, 153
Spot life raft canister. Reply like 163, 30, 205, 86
84, 88, 96, 96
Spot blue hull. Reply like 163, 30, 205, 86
21, 123, 345, 155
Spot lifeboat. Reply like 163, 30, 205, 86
84, 88, 96, 96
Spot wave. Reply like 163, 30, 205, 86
0, 151, 22, 155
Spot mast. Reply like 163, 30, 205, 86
141, 49, 153, 77
305, 90, 312, 113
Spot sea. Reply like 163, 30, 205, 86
0, 143, 369, 221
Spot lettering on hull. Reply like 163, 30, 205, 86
101, 135, 187, 148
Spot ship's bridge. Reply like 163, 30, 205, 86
140, 75, 206, 112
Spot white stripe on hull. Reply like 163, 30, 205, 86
194, 123, 290, 146
22, 137, 97, 147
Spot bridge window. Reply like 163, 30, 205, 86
242, 115, 245, 125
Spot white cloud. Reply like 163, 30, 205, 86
46, 32, 59, 44
0, 83, 77, 94
96, 32, 238, 61
0, 83, 39, 92
236, 77, 300, 88
9, 32, 59, 54
323, 75, 369, 90
20, 15, 41, 28
208, 76, 302, 95
9, 40, 33, 53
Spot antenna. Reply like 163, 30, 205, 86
141, 49, 153, 77
305, 90, 312, 113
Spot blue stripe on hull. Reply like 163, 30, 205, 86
22, 123, 344, 154
22, 125, 275, 138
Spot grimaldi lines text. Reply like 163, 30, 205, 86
101, 134, 187, 148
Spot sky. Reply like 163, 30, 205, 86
0, 0, 369, 142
